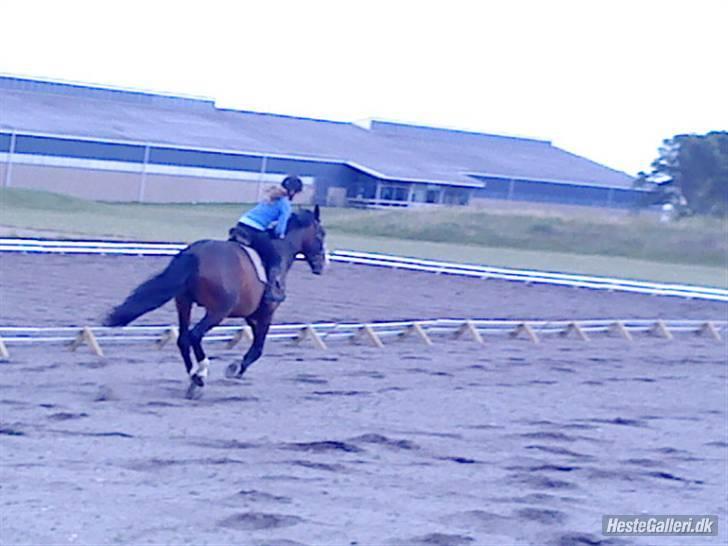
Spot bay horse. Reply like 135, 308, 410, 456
103, 206, 326, 398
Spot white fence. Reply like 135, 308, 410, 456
0, 318, 724, 360
1, 238, 727, 302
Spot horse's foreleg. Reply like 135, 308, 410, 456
188, 309, 228, 387
237, 314, 272, 377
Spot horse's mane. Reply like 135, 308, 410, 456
286, 209, 316, 233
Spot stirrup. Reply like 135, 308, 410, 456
263, 282, 286, 303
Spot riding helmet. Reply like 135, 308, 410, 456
282, 175, 303, 194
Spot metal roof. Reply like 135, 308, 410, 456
0, 76, 635, 188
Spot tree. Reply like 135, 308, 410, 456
637, 131, 728, 216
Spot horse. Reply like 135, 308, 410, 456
103, 206, 327, 398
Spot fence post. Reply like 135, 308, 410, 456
257, 155, 268, 201
137, 144, 151, 203
507, 178, 516, 201
3, 130, 16, 188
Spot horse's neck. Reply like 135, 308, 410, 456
273, 234, 302, 274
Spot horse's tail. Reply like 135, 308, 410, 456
103, 250, 198, 327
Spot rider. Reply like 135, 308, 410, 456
230, 175, 304, 303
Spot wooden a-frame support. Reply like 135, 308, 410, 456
156, 326, 179, 349
0, 336, 9, 361
353, 325, 384, 348
560, 321, 590, 341
69, 326, 104, 357
226, 326, 253, 349
453, 320, 484, 344
609, 321, 633, 341
399, 322, 433, 346
293, 325, 327, 350
697, 321, 722, 341
510, 322, 540, 344
648, 320, 673, 340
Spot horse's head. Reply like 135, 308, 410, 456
288, 205, 327, 275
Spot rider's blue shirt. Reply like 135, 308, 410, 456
238, 197, 292, 238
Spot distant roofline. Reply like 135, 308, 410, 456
466, 171, 639, 191
1, 75, 634, 187
2, 74, 551, 143
0, 74, 215, 106
547, 144, 635, 179
215, 106, 350, 126
347, 161, 484, 188
362, 118, 552, 145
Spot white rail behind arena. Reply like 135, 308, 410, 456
1, 238, 726, 301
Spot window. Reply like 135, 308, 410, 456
347, 179, 377, 198
380, 184, 409, 201
426, 189, 440, 203
412, 185, 442, 203
443, 188, 469, 205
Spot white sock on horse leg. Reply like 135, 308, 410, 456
198, 357, 210, 378
189, 357, 210, 378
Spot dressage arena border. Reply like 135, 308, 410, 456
1, 238, 727, 302
0, 319, 725, 360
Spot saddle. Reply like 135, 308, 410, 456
228, 227, 267, 284
228, 226, 253, 246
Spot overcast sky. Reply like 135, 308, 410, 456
2, 0, 726, 175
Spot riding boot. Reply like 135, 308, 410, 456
263, 266, 286, 303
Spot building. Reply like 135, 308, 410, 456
0, 76, 641, 208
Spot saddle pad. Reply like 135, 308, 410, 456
240, 245, 267, 284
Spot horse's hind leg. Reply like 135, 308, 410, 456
175, 296, 195, 376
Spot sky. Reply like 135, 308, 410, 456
2, 0, 726, 176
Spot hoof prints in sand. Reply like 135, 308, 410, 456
219, 512, 304, 531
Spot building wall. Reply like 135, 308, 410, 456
139, 173, 262, 203
346, 171, 380, 199
7, 164, 142, 201
313, 164, 358, 205
472, 175, 642, 209
1, 130, 641, 209
0, 131, 328, 203
2, 163, 319, 204
470, 196, 642, 217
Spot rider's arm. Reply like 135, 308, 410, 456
274, 198, 292, 238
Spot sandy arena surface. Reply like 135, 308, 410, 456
0, 252, 727, 546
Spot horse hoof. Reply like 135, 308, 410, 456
191, 374, 205, 387
185, 382, 203, 400
225, 363, 240, 379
